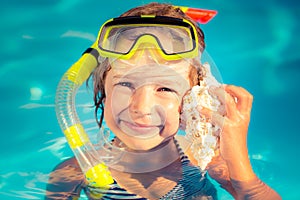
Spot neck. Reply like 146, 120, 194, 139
108, 137, 180, 173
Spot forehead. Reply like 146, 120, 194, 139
110, 59, 191, 81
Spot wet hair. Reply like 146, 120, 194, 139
92, 2, 206, 127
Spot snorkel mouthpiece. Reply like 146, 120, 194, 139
55, 42, 113, 188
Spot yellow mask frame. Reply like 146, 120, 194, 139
97, 15, 199, 60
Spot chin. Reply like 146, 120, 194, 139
126, 137, 164, 152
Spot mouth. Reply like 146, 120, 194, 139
119, 120, 162, 138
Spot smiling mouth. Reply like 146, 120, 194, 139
119, 120, 162, 138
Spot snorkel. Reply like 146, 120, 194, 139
177, 6, 217, 24
55, 42, 114, 188
55, 5, 217, 188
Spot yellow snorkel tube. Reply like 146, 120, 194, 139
55, 42, 113, 188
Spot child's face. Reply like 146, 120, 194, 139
103, 52, 192, 151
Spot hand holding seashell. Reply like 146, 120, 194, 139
203, 85, 256, 181
181, 62, 256, 181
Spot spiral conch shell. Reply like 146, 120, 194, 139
181, 63, 221, 170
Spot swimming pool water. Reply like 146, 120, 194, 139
1, 0, 300, 199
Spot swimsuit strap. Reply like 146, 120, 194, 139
159, 139, 217, 199
86, 138, 217, 199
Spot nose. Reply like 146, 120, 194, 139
129, 85, 158, 123
130, 85, 153, 115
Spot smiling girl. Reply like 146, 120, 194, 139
46, 3, 281, 200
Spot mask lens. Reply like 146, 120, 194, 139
99, 24, 194, 56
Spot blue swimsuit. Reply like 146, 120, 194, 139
86, 140, 217, 200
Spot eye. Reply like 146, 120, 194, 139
157, 87, 175, 92
115, 82, 134, 89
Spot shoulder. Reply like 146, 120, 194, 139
49, 157, 85, 183
53, 157, 81, 171
46, 157, 85, 199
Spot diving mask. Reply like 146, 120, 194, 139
97, 15, 199, 60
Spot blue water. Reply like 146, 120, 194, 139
1, 0, 300, 199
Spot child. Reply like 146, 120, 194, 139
46, 3, 281, 199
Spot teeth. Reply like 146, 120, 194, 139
181, 63, 221, 170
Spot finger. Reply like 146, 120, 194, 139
223, 91, 240, 120
209, 87, 240, 120
225, 85, 253, 115
208, 86, 226, 105
197, 106, 212, 119
198, 106, 226, 129
209, 86, 226, 116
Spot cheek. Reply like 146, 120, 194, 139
163, 100, 181, 128
104, 92, 126, 126
104, 83, 120, 128
110, 88, 132, 118
104, 76, 131, 120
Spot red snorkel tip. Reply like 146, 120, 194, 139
177, 6, 217, 24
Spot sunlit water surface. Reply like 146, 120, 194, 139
1, 0, 299, 199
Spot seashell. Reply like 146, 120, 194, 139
181, 63, 221, 170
